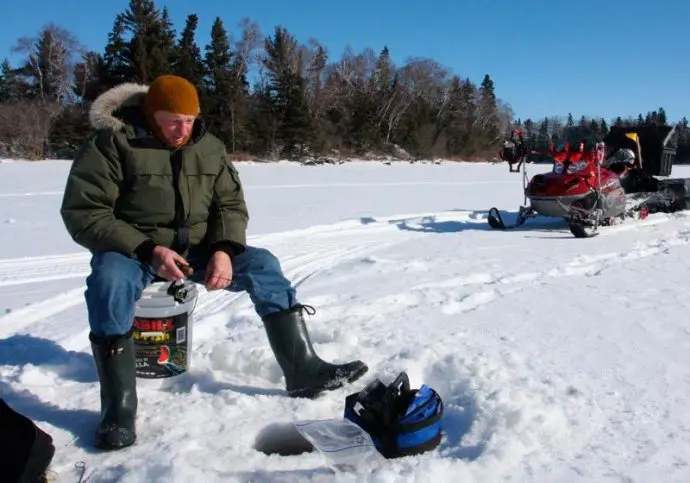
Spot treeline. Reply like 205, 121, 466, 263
1, 0, 688, 163
513, 109, 690, 162
0, 0, 513, 161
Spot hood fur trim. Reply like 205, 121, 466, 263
89, 83, 149, 130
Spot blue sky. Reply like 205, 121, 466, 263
1, 0, 688, 124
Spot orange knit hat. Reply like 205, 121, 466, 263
144, 75, 200, 117
144, 75, 200, 147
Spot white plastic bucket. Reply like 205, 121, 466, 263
132, 280, 198, 379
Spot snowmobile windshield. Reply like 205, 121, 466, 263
555, 126, 600, 152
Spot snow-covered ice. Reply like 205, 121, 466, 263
2, 159, 690, 482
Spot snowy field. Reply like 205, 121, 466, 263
2, 159, 690, 482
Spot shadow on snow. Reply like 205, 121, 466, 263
0, 334, 101, 451
361, 208, 569, 235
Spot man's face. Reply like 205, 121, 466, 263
153, 111, 196, 148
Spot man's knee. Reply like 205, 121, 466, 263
85, 252, 153, 336
238, 246, 282, 273
229, 246, 296, 314
86, 251, 150, 297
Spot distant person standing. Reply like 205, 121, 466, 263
501, 129, 526, 172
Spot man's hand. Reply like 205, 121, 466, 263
205, 250, 233, 291
151, 246, 189, 281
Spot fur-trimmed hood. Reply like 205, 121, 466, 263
89, 83, 149, 131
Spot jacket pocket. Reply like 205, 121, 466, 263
119, 154, 175, 223
184, 161, 218, 224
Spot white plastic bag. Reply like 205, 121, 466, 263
294, 418, 385, 473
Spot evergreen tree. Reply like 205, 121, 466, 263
478, 74, 500, 149
434, 75, 463, 155
244, 83, 278, 156
538, 117, 550, 147
458, 79, 478, 155
101, 14, 130, 88
156, 7, 177, 74
120, 0, 175, 82
172, 14, 204, 88
599, 118, 609, 136
658, 107, 667, 126
262, 26, 313, 157
590, 118, 600, 136
203, 17, 234, 146
0, 59, 29, 102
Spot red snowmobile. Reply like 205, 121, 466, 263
488, 124, 686, 237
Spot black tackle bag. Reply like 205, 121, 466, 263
343, 372, 444, 458
0, 398, 55, 483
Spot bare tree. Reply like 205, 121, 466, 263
326, 46, 376, 94
300, 38, 328, 116
495, 99, 515, 133
377, 59, 449, 143
399, 57, 449, 102
227, 17, 263, 151
12, 23, 83, 104
234, 17, 263, 78
378, 77, 412, 143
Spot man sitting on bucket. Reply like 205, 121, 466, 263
59, 74, 368, 451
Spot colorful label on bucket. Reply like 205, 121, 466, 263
133, 313, 189, 378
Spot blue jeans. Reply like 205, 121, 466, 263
84, 246, 298, 336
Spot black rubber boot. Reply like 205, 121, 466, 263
262, 305, 369, 398
89, 330, 138, 450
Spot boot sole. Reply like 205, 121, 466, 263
287, 364, 369, 399
94, 439, 136, 451
94, 429, 137, 451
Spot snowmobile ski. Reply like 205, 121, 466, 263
487, 206, 533, 230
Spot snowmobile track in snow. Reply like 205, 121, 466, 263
410, 227, 690, 316
2, 211, 688, 340
0, 286, 86, 337
0, 253, 90, 287
0, 216, 413, 338
185, 222, 413, 319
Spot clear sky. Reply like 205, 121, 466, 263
1, 0, 688, 124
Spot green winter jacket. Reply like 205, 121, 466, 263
60, 82, 249, 262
